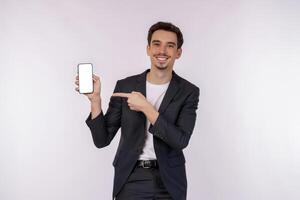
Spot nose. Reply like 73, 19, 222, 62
158, 45, 167, 54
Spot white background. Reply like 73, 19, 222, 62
1, 0, 299, 199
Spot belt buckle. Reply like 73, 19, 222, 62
142, 160, 151, 169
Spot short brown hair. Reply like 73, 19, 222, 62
147, 21, 184, 49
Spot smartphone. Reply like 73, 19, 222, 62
77, 63, 93, 94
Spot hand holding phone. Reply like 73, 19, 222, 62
75, 64, 102, 117
75, 63, 101, 102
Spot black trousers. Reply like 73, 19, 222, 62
116, 165, 173, 200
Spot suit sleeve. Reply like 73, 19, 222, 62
85, 80, 122, 148
149, 87, 200, 150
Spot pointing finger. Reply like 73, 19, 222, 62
112, 93, 131, 98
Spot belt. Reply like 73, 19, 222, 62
136, 160, 158, 169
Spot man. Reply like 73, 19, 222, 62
75, 21, 200, 200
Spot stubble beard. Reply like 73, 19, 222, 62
155, 64, 168, 70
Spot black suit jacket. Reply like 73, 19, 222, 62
86, 69, 200, 200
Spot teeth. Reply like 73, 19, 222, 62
157, 57, 167, 61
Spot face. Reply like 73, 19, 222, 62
147, 30, 182, 71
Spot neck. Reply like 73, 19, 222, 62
146, 67, 173, 84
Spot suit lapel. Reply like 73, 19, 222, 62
158, 72, 180, 113
133, 70, 148, 126
135, 69, 180, 114
134, 69, 148, 97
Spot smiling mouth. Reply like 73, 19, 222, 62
155, 56, 169, 62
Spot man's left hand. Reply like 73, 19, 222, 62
112, 91, 150, 112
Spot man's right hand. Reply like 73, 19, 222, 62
75, 74, 102, 119
75, 74, 101, 102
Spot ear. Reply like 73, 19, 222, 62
146, 45, 150, 56
176, 48, 182, 59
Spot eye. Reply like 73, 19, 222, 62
168, 45, 175, 48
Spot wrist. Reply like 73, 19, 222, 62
91, 99, 102, 119
143, 103, 159, 124
142, 102, 153, 114
90, 96, 101, 104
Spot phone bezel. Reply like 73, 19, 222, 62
77, 63, 94, 94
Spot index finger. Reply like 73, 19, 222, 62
112, 92, 131, 98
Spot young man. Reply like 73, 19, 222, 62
75, 21, 200, 200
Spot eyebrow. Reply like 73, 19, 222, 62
151, 40, 161, 44
151, 40, 177, 46
167, 42, 176, 46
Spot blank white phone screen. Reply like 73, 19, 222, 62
78, 63, 93, 94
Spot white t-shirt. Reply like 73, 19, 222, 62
138, 80, 170, 160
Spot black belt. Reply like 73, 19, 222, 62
136, 160, 158, 168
